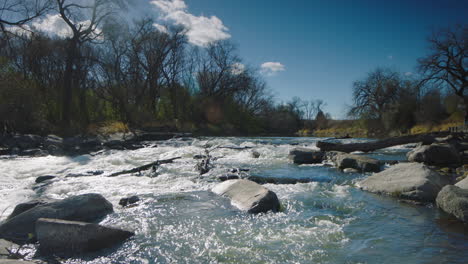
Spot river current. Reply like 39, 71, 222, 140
0, 137, 467, 263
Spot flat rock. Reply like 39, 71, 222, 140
436, 185, 468, 222
0, 239, 18, 259
407, 143, 461, 166
212, 179, 280, 214
455, 177, 468, 190
333, 153, 381, 173
288, 148, 324, 164
358, 163, 450, 202
36, 218, 134, 257
0, 194, 113, 244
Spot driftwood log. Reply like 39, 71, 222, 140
316, 132, 452, 153
108, 157, 181, 177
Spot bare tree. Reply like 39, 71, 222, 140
349, 68, 401, 120
195, 40, 241, 99
0, 0, 52, 33
54, 0, 123, 130
418, 25, 468, 123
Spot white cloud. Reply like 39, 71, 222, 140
153, 23, 169, 33
5, 25, 32, 37
152, 0, 187, 13
151, 0, 230, 46
230, 63, 246, 75
31, 14, 102, 39
260, 62, 285, 76
32, 14, 73, 38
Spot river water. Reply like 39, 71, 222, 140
0, 137, 467, 263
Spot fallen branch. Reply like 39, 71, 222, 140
216, 146, 253, 150
108, 157, 181, 177
196, 148, 213, 175
316, 132, 452, 153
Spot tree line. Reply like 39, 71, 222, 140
0, 0, 309, 136
348, 25, 467, 137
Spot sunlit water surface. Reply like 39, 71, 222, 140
0, 137, 467, 263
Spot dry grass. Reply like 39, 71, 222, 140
313, 126, 367, 138
87, 121, 129, 135
409, 121, 463, 135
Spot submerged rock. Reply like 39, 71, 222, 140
218, 174, 240, 182
436, 185, 468, 222
407, 143, 461, 166
35, 175, 56, 184
289, 148, 324, 164
358, 163, 450, 202
119, 196, 140, 207
333, 153, 381, 173
36, 218, 134, 257
0, 194, 113, 244
212, 179, 280, 214
247, 175, 329, 184
343, 168, 359, 173
251, 150, 261, 158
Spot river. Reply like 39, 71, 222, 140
0, 137, 467, 263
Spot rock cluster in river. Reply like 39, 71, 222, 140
0, 194, 113, 244
0, 132, 190, 157
0, 193, 135, 260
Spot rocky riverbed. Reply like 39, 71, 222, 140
0, 136, 467, 263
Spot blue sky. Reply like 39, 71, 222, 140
9, 0, 466, 118
143, 0, 468, 118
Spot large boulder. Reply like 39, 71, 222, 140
7, 198, 58, 219
358, 163, 450, 202
212, 179, 280, 214
407, 143, 461, 166
36, 218, 134, 257
288, 148, 324, 164
333, 153, 381, 173
436, 185, 468, 222
0, 194, 113, 244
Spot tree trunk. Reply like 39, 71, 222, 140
316, 132, 451, 153
61, 40, 78, 132
464, 96, 468, 126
